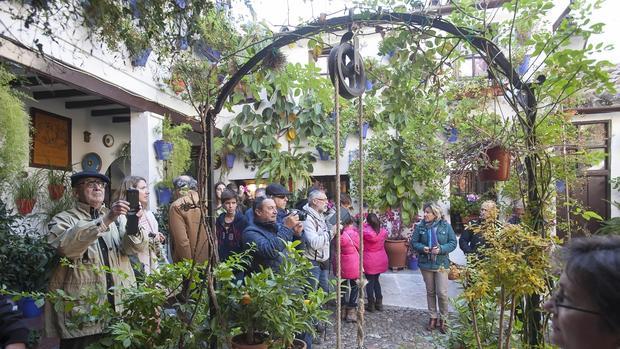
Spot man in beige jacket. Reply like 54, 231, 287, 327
46, 171, 147, 349
168, 175, 209, 264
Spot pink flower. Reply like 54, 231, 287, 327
466, 193, 479, 203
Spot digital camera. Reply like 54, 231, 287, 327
287, 209, 307, 221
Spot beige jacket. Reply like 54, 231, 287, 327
45, 202, 147, 339
168, 191, 210, 264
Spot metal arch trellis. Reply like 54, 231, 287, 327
205, 10, 539, 349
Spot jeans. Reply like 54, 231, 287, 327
341, 279, 358, 307
421, 268, 449, 319
365, 273, 382, 301
309, 261, 330, 293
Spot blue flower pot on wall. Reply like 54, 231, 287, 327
131, 48, 152, 67
18, 297, 43, 318
316, 147, 330, 161
154, 140, 173, 160
225, 153, 236, 169
156, 187, 172, 205
362, 122, 370, 139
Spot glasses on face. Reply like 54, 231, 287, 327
550, 286, 601, 316
275, 195, 288, 200
81, 180, 107, 189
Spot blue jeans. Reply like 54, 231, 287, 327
309, 261, 330, 293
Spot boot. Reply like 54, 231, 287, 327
375, 297, 383, 311
438, 318, 447, 334
345, 307, 357, 323
365, 299, 375, 312
426, 318, 437, 331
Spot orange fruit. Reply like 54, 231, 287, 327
241, 294, 251, 305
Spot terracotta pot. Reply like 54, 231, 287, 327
231, 333, 269, 349
479, 146, 511, 181
385, 239, 408, 269
15, 199, 36, 215
48, 184, 65, 201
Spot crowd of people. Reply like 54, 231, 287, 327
1, 170, 619, 349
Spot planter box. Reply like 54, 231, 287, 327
479, 146, 511, 181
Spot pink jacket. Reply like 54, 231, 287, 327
362, 223, 388, 275
335, 225, 360, 279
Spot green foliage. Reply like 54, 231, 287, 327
0, 199, 56, 292
450, 193, 482, 218
162, 117, 193, 181
255, 149, 315, 189
213, 242, 334, 348
37, 190, 75, 226
14, 171, 43, 201
0, 66, 30, 183
47, 169, 68, 186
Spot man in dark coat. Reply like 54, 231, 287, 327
0, 295, 28, 349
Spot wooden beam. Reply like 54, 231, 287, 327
91, 108, 131, 116
112, 117, 130, 123
66, 99, 116, 109
33, 89, 88, 99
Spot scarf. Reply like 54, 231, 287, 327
425, 220, 440, 263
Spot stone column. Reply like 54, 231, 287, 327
131, 111, 163, 210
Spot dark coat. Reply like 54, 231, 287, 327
242, 221, 304, 272
216, 211, 248, 261
0, 296, 29, 346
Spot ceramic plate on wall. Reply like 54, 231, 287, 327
82, 152, 102, 172
103, 134, 114, 148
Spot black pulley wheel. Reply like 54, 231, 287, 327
328, 42, 366, 99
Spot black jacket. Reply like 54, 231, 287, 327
0, 296, 29, 346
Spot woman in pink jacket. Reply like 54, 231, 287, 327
334, 212, 360, 322
363, 213, 388, 312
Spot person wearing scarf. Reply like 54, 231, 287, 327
410, 202, 457, 334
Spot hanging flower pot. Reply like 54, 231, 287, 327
154, 140, 174, 160
156, 187, 172, 205
15, 198, 36, 215
226, 153, 236, 169
316, 147, 330, 161
445, 126, 458, 143
131, 48, 152, 67
385, 239, 408, 270
48, 184, 65, 201
479, 146, 511, 181
362, 122, 370, 139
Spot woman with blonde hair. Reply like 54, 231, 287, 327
410, 202, 457, 333
460, 200, 498, 256
117, 176, 166, 275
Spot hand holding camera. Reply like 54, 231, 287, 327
125, 188, 141, 236
284, 213, 304, 237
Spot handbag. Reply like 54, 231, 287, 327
448, 262, 462, 281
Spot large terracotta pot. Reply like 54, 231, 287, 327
385, 239, 408, 270
479, 146, 511, 181
15, 199, 36, 215
48, 184, 65, 201
231, 334, 269, 349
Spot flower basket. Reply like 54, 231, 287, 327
48, 184, 65, 201
154, 140, 174, 160
479, 146, 511, 181
15, 198, 36, 215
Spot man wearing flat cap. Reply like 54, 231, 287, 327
45, 171, 147, 348
266, 183, 291, 224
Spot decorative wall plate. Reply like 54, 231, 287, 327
82, 152, 102, 172
103, 134, 114, 148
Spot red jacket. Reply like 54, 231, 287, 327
362, 223, 388, 275
335, 225, 360, 279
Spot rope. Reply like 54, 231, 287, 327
334, 72, 342, 349
356, 93, 366, 349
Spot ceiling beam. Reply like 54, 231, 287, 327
91, 108, 131, 116
112, 117, 130, 123
33, 89, 88, 99
66, 99, 116, 109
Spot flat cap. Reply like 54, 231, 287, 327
266, 183, 291, 196
70, 171, 110, 188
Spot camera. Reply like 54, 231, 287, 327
287, 209, 307, 221
125, 188, 140, 236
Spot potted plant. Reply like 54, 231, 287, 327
308, 136, 335, 161
0, 199, 56, 317
155, 180, 174, 205
14, 171, 42, 215
450, 193, 482, 224
381, 208, 417, 270
153, 139, 174, 160
214, 243, 334, 349
47, 169, 67, 201
478, 145, 511, 181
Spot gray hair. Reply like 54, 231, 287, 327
563, 235, 620, 332
307, 189, 325, 202
423, 202, 445, 221
255, 187, 266, 198
172, 175, 197, 190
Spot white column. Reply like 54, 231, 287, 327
131, 111, 164, 210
